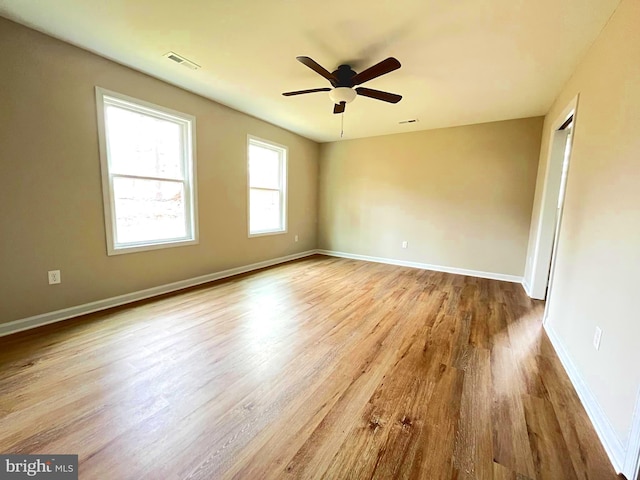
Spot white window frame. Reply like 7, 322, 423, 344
247, 135, 288, 237
95, 87, 198, 255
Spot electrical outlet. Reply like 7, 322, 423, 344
48, 270, 61, 285
402, 241, 408, 249
294, 234, 299, 242
593, 326, 602, 350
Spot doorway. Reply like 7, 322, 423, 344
544, 116, 573, 311
526, 96, 578, 302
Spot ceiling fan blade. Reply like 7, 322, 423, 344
282, 88, 331, 96
333, 102, 346, 114
356, 87, 402, 104
296, 56, 338, 85
352, 57, 401, 86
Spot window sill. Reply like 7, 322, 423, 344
248, 229, 287, 238
107, 238, 199, 256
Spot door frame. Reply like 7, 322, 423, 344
526, 95, 579, 302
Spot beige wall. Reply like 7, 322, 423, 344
318, 118, 543, 277
0, 18, 319, 325
526, 0, 639, 454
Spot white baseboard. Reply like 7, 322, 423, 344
316, 249, 523, 283
624, 392, 640, 480
0, 249, 524, 337
0, 250, 317, 338
544, 322, 625, 474
522, 277, 532, 297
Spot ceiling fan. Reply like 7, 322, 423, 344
283, 56, 402, 114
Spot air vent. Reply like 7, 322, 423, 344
163, 52, 200, 70
399, 119, 418, 124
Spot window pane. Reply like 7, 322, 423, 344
113, 177, 187, 244
105, 105, 183, 179
250, 188, 281, 232
249, 144, 280, 189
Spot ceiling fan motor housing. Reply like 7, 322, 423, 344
333, 65, 358, 87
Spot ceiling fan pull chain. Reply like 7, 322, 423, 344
341, 112, 344, 138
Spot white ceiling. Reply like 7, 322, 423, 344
0, 0, 620, 143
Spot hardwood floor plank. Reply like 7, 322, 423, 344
453, 346, 493, 480
538, 354, 617, 480
492, 461, 534, 480
523, 394, 578, 479
504, 304, 549, 400
402, 364, 464, 480
469, 299, 491, 350
0, 256, 618, 479
490, 345, 537, 478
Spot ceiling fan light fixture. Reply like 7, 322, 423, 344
283, 56, 402, 115
329, 87, 357, 104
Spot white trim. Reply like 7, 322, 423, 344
624, 393, 640, 480
2, 250, 529, 338
526, 95, 579, 299
95, 86, 199, 256
317, 249, 523, 283
522, 277, 532, 297
0, 250, 316, 338
544, 322, 625, 474
248, 229, 288, 238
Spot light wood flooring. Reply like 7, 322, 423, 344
0, 255, 619, 479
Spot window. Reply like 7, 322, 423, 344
248, 136, 287, 236
96, 87, 198, 255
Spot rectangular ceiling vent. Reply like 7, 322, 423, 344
164, 52, 200, 70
